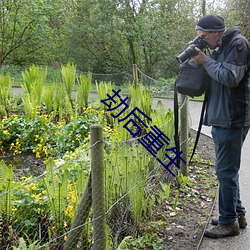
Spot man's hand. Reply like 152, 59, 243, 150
192, 47, 207, 64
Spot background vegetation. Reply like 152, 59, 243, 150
0, 0, 249, 81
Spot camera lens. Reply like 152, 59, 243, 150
176, 44, 198, 63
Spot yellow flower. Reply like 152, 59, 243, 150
36, 152, 41, 159
12, 207, 17, 212
26, 183, 37, 191
71, 195, 76, 204
3, 130, 9, 135
65, 205, 74, 218
32, 193, 42, 201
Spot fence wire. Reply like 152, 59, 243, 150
0, 137, 176, 249
0, 67, 192, 249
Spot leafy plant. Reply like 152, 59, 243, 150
43, 84, 56, 114
0, 73, 12, 117
128, 83, 153, 120
117, 233, 163, 250
60, 62, 76, 102
21, 65, 47, 118
13, 237, 42, 250
172, 190, 180, 210
159, 182, 171, 202
76, 72, 92, 110
0, 161, 15, 221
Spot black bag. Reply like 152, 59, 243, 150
175, 58, 208, 97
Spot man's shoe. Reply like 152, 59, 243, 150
211, 214, 247, 229
204, 222, 240, 238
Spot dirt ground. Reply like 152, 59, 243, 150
158, 130, 217, 250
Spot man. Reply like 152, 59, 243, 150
192, 15, 250, 238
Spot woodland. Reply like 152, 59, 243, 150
0, 0, 249, 80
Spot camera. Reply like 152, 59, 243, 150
176, 36, 208, 63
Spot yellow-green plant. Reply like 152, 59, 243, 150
96, 81, 115, 110
105, 137, 151, 226
128, 83, 153, 120
0, 161, 14, 222
21, 65, 47, 118
96, 81, 116, 127
43, 84, 56, 114
52, 82, 73, 122
43, 159, 69, 230
43, 157, 89, 239
0, 73, 12, 116
159, 182, 171, 202
177, 173, 191, 189
60, 62, 76, 102
150, 100, 175, 161
76, 72, 92, 111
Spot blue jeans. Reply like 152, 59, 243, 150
211, 126, 249, 225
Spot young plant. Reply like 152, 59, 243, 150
21, 65, 47, 118
60, 62, 76, 103
159, 182, 171, 202
0, 161, 14, 222
76, 72, 92, 111
128, 83, 153, 120
0, 73, 12, 117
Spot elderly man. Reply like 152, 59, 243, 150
192, 15, 250, 238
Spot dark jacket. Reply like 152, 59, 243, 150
203, 26, 250, 128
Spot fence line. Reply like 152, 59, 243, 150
0, 64, 192, 249
0, 128, 175, 249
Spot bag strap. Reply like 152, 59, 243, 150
188, 91, 208, 164
174, 80, 180, 167
174, 81, 208, 166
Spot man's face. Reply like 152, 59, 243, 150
196, 30, 222, 49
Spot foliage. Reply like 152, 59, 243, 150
0, 73, 12, 116
0, 109, 101, 158
0, 161, 15, 222
21, 65, 47, 118
117, 233, 163, 250
0, 78, 180, 248
0, 0, 238, 79
76, 71, 92, 110
129, 83, 153, 119
61, 63, 76, 101
0, 0, 52, 65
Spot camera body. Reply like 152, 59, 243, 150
176, 36, 208, 63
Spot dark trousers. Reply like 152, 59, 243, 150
211, 126, 249, 225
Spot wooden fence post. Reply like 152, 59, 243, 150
91, 124, 106, 250
133, 64, 138, 86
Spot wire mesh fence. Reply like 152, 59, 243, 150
0, 128, 179, 249
0, 65, 191, 249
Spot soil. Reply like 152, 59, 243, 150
0, 152, 45, 180
157, 130, 217, 250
